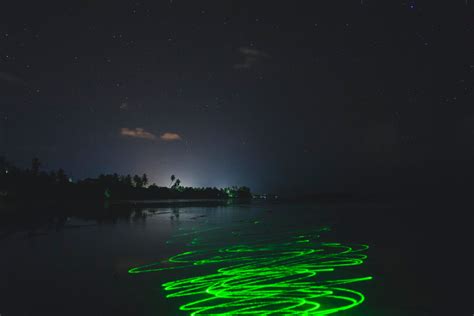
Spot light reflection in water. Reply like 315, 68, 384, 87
129, 222, 372, 315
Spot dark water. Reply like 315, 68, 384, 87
0, 201, 472, 315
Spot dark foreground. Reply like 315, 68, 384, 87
0, 199, 472, 315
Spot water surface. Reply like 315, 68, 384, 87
0, 201, 471, 315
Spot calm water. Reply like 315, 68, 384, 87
0, 201, 471, 315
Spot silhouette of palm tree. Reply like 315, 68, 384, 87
141, 173, 148, 187
172, 179, 181, 190
32, 157, 41, 175
170, 174, 175, 187
133, 174, 143, 188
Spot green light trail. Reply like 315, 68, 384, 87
129, 228, 372, 315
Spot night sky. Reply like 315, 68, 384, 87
1, 1, 473, 194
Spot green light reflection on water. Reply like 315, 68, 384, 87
129, 228, 372, 315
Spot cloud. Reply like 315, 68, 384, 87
239, 47, 270, 57
120, 128, 182, 142
160, 132, 182, 141
120, 128, 156, 140
234, 47, 269, 69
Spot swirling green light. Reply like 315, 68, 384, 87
129, 231, 372, 315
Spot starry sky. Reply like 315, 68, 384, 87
1, 1, 473, 194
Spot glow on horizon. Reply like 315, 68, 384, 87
147, 171, 243, 189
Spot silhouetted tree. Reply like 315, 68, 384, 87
237, 186, 252, 199
141, 173, 148, 187
133, 174, 143, 188
57, 169, 68, 184
172, 178, 181, 190
124, 174, 132, 187
31, 157, 41, 175
0, 158, 252, 203
49, 170, 57, 182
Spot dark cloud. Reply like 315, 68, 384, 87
234, 47, 269, 69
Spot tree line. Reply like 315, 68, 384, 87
0, 157, 252, 202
